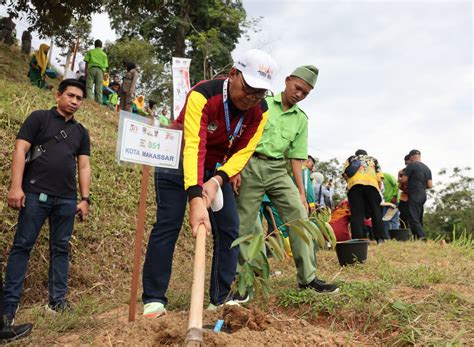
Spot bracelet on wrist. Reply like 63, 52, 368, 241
81, 197, 90, 205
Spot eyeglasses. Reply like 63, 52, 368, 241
239, 74, 269, 100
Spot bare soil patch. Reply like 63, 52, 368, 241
88, 305, 351, 346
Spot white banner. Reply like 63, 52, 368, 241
172, 57, 192, 120
117, 111, 182, 169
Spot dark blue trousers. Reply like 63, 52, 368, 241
408, 198, 426, 239
142, 171, 239, 306
3, 193, 76, 316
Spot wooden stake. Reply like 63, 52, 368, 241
128, 164, 150, 322
185, 224, 207, 346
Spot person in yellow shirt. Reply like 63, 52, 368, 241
342, 149, 385, 243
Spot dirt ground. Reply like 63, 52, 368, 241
54, 305, 351, 346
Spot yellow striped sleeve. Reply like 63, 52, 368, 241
183, 91, 208, 190
218, 109, 269, 178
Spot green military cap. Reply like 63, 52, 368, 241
290, 65, 319, 88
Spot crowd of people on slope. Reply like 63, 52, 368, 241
78, 40, 171, 126
1, 36, 434, 341
1, 16, 171, 126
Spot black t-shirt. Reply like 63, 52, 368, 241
404, 161, 432, 201
16, 108, 90, 199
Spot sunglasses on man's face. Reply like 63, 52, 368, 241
239, 74, 269, 99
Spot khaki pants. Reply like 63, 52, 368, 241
120, 93, 134, 112
86, 67, 103, 104
236, 156, 317, 285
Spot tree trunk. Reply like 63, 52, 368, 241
202, 51, 207, 80
173, 2, 190, 57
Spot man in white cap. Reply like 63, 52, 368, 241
233, 65, 339, 297
141, 49, 277, 317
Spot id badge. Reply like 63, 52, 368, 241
39, 193, 48, 202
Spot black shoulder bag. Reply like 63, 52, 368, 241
25, 121, 78, 164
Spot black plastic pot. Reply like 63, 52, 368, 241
335, 239, 369, 266
389, 228, 411, 241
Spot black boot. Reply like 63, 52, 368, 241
0, 315, 32, 342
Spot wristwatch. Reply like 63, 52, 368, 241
81, 197, 91, 205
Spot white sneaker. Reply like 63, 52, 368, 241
206, 300, 240, 311
143, 302, 166, 318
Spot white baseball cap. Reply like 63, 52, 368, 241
234, 49, 277, 92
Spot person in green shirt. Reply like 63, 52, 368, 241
381, 172, 400, 237
84, 39, 108, 104
158, 107, 170, 127
233, 65, 339, 296
105, 82, 120, 110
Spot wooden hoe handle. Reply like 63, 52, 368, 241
185, 224, 207, 346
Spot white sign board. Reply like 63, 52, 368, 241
172, 57, 192, 120
117, 111, 182, 169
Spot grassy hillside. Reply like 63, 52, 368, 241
0, 43, 196, 329
0, 43, 473, 345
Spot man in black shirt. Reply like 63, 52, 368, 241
401, 149, 432, 239
4, 79, 91, 323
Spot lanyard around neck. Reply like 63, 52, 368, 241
223, 78, 245, 147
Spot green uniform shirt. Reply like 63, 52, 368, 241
84, 48, 108, 71
382, 172, 399, 202
159, 115, 170, 127
255, 92, 308, 159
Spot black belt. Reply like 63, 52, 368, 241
252, 152, 283, 161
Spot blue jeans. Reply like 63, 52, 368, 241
3, 193, 76, 316
142, 171, 239, 306
382, 206, 400, 239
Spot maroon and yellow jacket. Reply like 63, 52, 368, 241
174, 78, 268, 200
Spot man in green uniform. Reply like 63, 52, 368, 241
233, 65, 339, 294
84, 39, 108, 103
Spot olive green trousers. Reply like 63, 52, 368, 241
236, 156, 316, 285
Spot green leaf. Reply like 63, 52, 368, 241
231, 233, 255, 248
288, 220, 310, 245
260, 251, 270, 279
237, 271, 247, 295
243, 265, 255, 287
294, 219, 324, 248
302, 219, 321, 241
247, 233, 263, 261
309, 221, 326, 249
265, 236, 285, 261
312, 217, 331, 244
324, 222, 338, 248
276, 230, 286, 255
